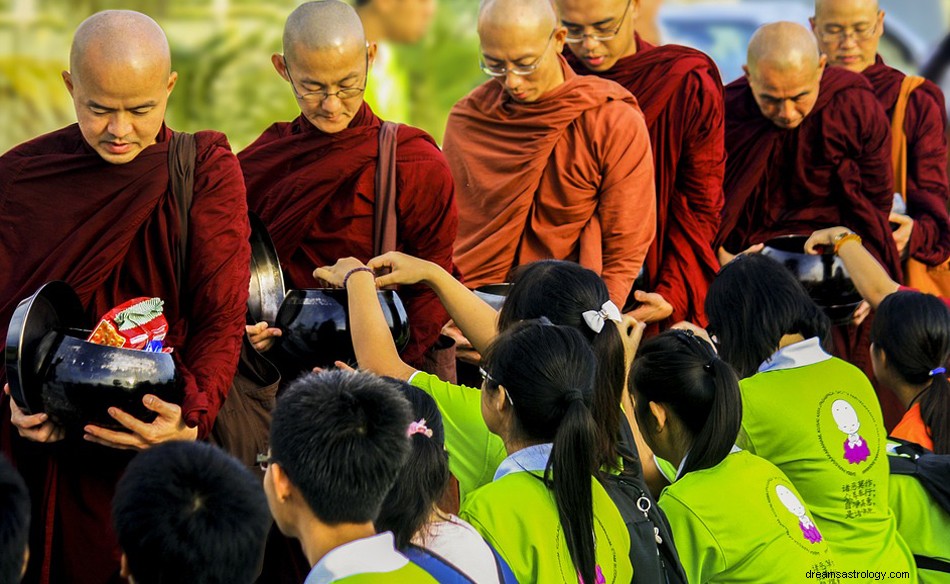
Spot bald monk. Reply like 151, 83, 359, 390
0, 11, 250, 584
239, 0, 457, 370
446, 0, 656, 307
812, 0, 950, 267
560, 0, 725, 327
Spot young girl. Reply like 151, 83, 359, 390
630, 330, 839, 583
705, 253, 916, 583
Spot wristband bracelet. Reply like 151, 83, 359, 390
343, 267, 374, 289
833, 232, 862, 255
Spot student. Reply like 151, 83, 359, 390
458, 321, 632, 583
0, 455, 29, 584
263, 370, 438, 583
111, 441, 272, 584
630, 330, 839, 583
705, 253, 916, 582
871, 291, 950, 454
376, 381, 514, 583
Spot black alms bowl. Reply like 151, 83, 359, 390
762, 235, 863, 324
274, 288, 410, 370
5, 281, 182, 430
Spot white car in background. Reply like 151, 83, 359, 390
659, 1, 928, 84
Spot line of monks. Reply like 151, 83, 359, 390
0, 0, 947, 582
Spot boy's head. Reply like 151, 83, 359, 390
0, 456, 29, 583
112, 441, 271, 584
265, 370, 412, 535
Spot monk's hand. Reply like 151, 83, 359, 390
83, 394, 197, 450
313, 257, 370, 288
368, 252, 435, 288
804, 227, 852, 254
850, 300, 872, 327
671, 321, 717, 351
312, 361, 356, 374
619, 314, 647, 366
247, 322, 281, 352
5, 384, 65, 443
717, 243, 764, 266
627, 291, 673, 324
889, 212, 914, 258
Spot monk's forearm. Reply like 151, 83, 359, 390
348, 271, 416, 380
422, 265, 499, 354
837, 240, 899, 309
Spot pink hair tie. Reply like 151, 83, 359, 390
408, 419, 433, 438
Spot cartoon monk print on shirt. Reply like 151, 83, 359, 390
775, 485, 823, 544
831, 399, 871, 465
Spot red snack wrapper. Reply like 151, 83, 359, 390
87, 297, 168, 351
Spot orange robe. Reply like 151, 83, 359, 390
444, 56, 656, 306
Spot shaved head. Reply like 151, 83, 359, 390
811, 0, 884, 73
283, 0, 366, 61
64, 10, 177, 164
815, 0, 879, 14
747, 22, 821, 76
478, 0, 558, 38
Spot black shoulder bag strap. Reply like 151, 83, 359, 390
167, 131, 197, 293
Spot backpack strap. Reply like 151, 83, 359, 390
167, 131, 197, 296
373, 122, 400, 257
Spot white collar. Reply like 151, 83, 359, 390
757, 337, 832, 373
305, 532, 408, 584
493, 443, 553, 481
674, 445, 742, 480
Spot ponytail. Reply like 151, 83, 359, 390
483, 321, 600, 584
630, 330, 743, 476
921, 376, 950, 455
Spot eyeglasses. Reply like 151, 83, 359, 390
480, 29, 556, 77
480, 366, 515, 405
816, 20, 878, 43
564, 0, 632, 44
283, 51, 368, 103
256, 452, 273, 472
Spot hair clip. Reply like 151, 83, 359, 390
581, 300, 622, 334
407, 419, 433, 439
929, 366, 946, 377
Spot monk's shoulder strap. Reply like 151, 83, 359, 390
373, 122, 400, 257
891, 75, 927, 197
167, 131, 197, 296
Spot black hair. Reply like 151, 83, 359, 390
630, 331, 743, 476
482, 321, 600, 584
111, 441, 271, 584
706, 253, 830, 378
499, 260, 625, 471
270, 370, 412, 524
872, 291, 950, 454
375, 379, 450, 549
0, 455, 28, 584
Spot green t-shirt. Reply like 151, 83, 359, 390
409, 371, 508, 498
333, 564, 436, 583
887, 445, 950, 584
460, 461, 632, 583
660, 450, 839, 583
739, 351, 916, 581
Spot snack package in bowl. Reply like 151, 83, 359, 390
87, 297, 171, 352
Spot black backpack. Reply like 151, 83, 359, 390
887, 437, 950, 574
598, 415, 688, 584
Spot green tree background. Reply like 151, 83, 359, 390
0, 0, 483, 153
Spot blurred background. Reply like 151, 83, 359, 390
0, 0, 948, 154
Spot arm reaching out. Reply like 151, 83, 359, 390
804, 227, 900, 309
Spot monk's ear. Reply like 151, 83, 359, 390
808, 16, 816, 33
817, 54, 828, 78
630, 0, 641, 22
553, 27, 568, 53
367, 42, 378, 69
742, 64, 751, 81
272, 53, 290, 82
166, 71, 178, 97
62, 70, 75, 97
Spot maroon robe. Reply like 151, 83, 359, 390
0, 124, 250, 584
239, 103, 457, 367
863, 55, 950, 266
566, 35, 725, 326
719, 67, 900, 277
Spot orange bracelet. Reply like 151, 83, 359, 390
833, 232, 862, 255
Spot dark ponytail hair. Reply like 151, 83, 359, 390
629, 330, 743, 476
483, 321, 600, 584
499, 260, 625, 471
871, 291, 950, 454
706, 254, 830, 378
375, 380, 450, 548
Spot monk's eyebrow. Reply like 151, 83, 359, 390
86, 100, 158, 111
561, 16, 615, 28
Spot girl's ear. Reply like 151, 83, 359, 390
648, 401, 668, 434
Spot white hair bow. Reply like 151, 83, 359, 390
581, 300, 623, 334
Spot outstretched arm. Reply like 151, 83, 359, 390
804, 227, 899, 309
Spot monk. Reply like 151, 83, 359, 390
719, 22, 901, 424
812, 0, 950, 267
446, 0, 656, 308
560, 0, 725, 327
0, 11, 250, 584
239, 0, 457, 371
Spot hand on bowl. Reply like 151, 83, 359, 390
369, 252, 436, 287
313, 257, 371, 288
626, 291, 673, 324
718, 243, 764, 266
804, 227, 852, 254
5, 384, 64, 443
83, 394, 197, 451
247, 321, 281, 352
